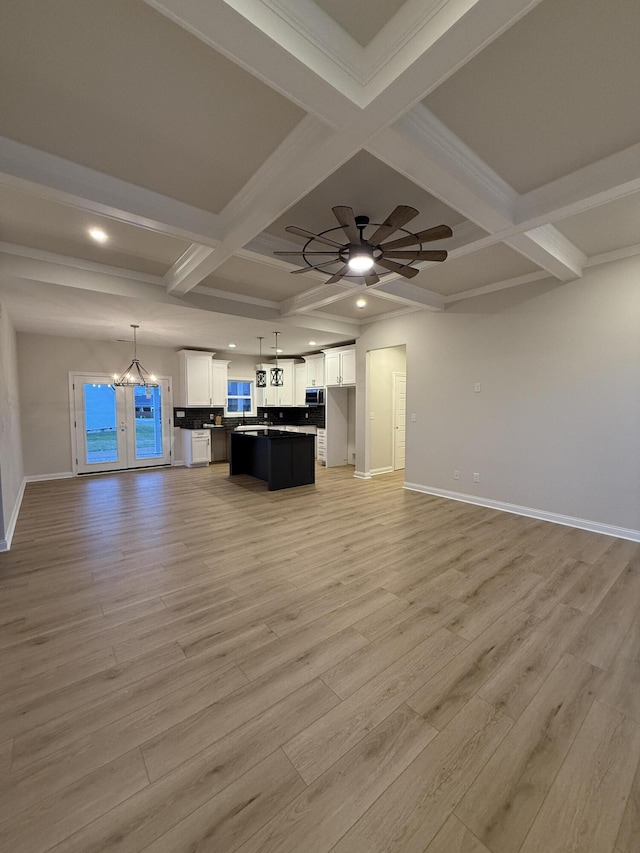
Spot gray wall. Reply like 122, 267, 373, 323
356, 255, 640, 533
17, 334, 181, 476
16, 339, 279, 477
0, 303, 24, 545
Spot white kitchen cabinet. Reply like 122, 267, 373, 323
323, 347, 355, 386
178, 350, 229, 407
211, 360, 229, 407
295, 363, 306, 406
259, 360, 297, 406
316, 428, 326, 463
182, 429, 210, 467
304, 354, 325, 388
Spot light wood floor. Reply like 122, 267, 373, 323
1, 463, 639, 853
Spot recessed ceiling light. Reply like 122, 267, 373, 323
308, 341, 317, 346
356, 298, 367, 308
88, 227, 108, 244
228, 343, 236, 348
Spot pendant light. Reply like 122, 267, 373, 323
113, 325, 158, 387
270, 331, 283, 387
255, 337, 266, 387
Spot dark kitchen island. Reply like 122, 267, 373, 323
229, 429, 315, 490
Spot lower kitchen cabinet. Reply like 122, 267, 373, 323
182, 429, 210, 467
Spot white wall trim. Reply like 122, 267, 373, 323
353, 470, 372, 480
403, 482, 640, 542
25, 472, 74, 482
370, 466, 394, 476
0, 477, 26, 552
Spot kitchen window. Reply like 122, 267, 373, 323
226, 379, 255, 416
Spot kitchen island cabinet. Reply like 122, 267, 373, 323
229, 429, 314, 490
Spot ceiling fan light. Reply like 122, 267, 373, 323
348, 246, 374, 272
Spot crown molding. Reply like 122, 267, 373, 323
517, 142, 640, 227
444, 270, 550, 304
585, 242, 640, 269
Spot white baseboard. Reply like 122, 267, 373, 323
25, 472, 74, 482
353, 470, 372, 480
404, 482, 640, 542
370, 466, 394, 477
0, 477, 26, 552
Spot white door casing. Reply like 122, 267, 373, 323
70, 373, 172, 474
393, 372, 406, 471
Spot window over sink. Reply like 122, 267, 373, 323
226, 379, 255, 417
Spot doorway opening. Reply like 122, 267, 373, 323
366, 345, 407, 477
70, 374, 172, 474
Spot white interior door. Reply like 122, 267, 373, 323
72, 374, 172, 474
393, 372, 406, 470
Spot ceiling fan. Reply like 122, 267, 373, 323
274, 205, 452, 285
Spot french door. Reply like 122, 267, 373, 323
71, 374, 172, 474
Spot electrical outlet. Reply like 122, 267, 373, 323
474, 382, 481, 392
305, 412, 309, 418
453, 469, 460, 480
473, 472, 480, 482
411, 413, 416, 422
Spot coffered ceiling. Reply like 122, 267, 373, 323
1, 0, 639, 357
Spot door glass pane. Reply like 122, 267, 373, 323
134, 385, 163, 459
84, 383, 118, 464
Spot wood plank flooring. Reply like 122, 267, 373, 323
1, 462, 639, 853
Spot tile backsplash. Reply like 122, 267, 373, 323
173, 406, 325, 429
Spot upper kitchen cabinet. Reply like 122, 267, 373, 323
258, 359, 297, 406
178, 350, 229, 406
295, 363, 306, 406
323, 347, 356, 386
304, 354, 325, 388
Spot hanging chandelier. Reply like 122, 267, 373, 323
256, 336, 266, 388
113, 325, 158, 387
270, 331, 283, 387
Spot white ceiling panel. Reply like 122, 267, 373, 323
266, 151, 465, 244
0, 185, 190, 276
424, 0, 640, 193
554, 193, 640, 257
0, 0, 304, 213
201, 256, 316, 303
412, 245, 540, 297
314, 292, 409, 320
0, 278, 351, 355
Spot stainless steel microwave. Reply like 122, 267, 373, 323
305, 388, 325, 405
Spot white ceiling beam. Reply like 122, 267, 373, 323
0, 137, 223, 246
164, 244, 217, 292
164, 0, 546, 299
517, 142, 640, 228
143, 0, 360, 127
504, 225, 585, 281
368, 106, 585, 280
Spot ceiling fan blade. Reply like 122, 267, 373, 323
326, 264, 350, 284
376, 257, 420, 279
384, 250, 448, 262
380, 224, 453, 251
368, 206, 419, 245
285, 225, 344, 248
363, 271, 380, 286
274, 251, 338, 255
332, 206, 360, 243
291, 261, 341, 274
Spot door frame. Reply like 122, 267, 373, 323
68, 372, 174, 475
392, 371, 407, 471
